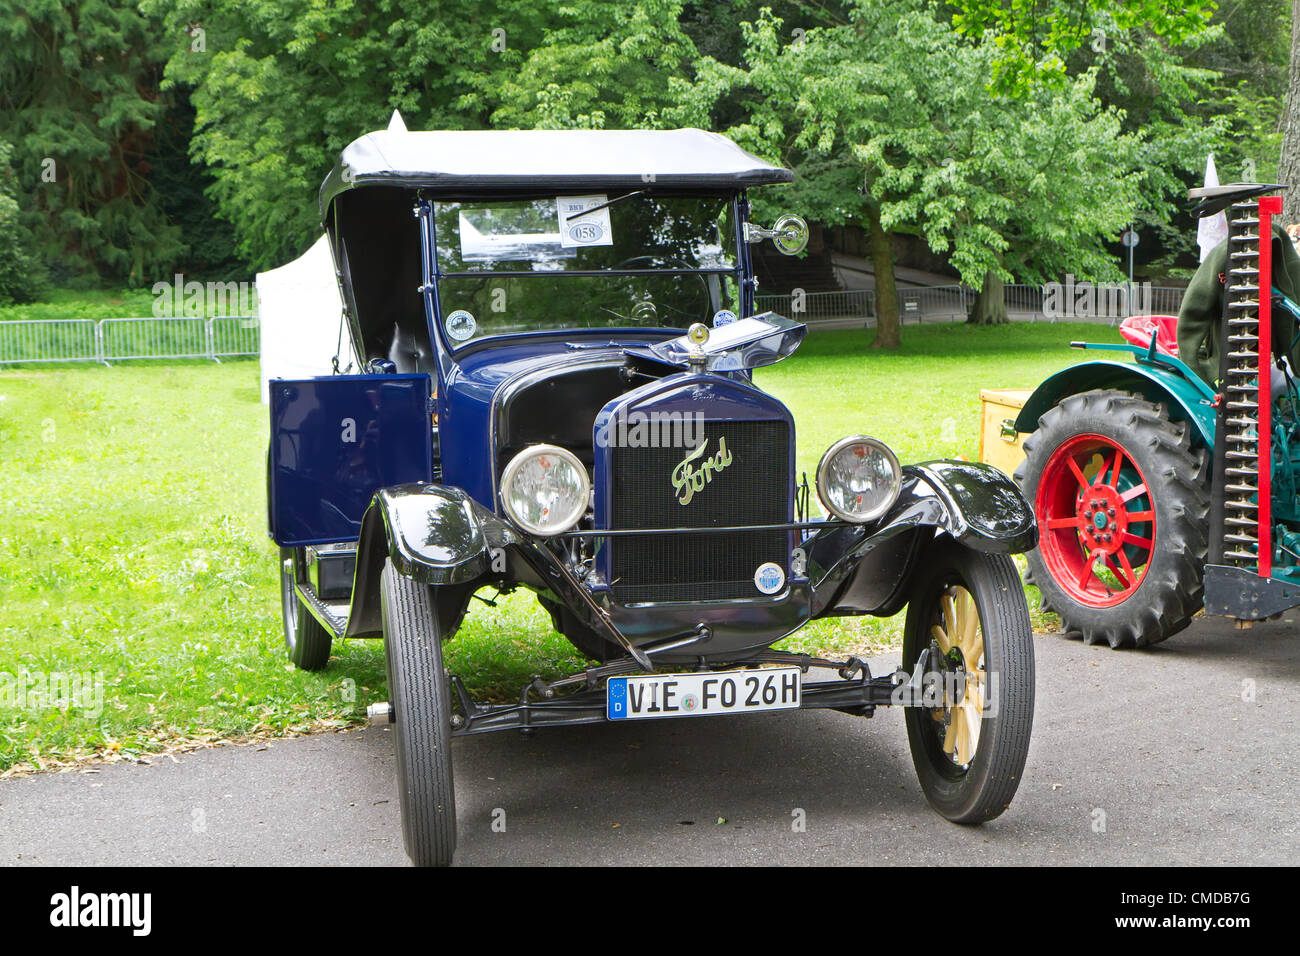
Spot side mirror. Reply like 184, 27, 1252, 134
745, 214, 809, 256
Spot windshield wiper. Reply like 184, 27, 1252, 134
563, 190, 646, 221
565, 340, 656, 350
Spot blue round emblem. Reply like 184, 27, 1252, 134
754, 562, 786, 594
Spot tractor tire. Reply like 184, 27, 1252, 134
1014, 389, 1209, 648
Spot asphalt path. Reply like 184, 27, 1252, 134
2, 616, 1296, 866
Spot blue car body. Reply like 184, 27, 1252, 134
267, 127, 1037, 666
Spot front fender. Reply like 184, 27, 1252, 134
345, 483, 517, 638
908, 460, 1037, 553
1013, 359, 1215, 448
344, 482, 643, 657
807, 460, 1035, 618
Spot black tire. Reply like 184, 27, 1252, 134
902, 539, 1034, 824
1014, 389, 1209, 649
381, 559, 457, 867
279, 547, 332, 670
1020, 565, 1055, 614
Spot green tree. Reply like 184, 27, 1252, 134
1277, 0, 1300, 223
0, 139, 46, 305
947, 0, 1217, 94
492, 0, 701, 129
1057, 0, 1282, 272
148, 90, 250, 281
0, 0, 185, 285
673, 2, 1150, 345
145, 0, 553, 269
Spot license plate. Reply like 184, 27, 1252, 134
606, 667, 801, 721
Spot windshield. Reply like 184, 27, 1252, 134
432, 194, 740, 346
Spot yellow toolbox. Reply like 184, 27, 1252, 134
978, 388, 1033, 477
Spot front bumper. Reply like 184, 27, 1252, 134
439, 649, 905, 737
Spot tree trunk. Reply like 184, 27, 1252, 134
967, 271, 1008, 325
866, 203, 900, 349
1279, 0, 1300, 224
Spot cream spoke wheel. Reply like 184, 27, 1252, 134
932, 586, 985, 769
955, 707, 972, 766
930, 623, 952, 655
902, 541, 1033, 824
958, 701, 981, 765
941, 593, 958, 647
943, 714, 958, 754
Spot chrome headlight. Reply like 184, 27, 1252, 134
816, 435, 902, 523
499, 444, 590, 536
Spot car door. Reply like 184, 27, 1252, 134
268, 373, 434, 546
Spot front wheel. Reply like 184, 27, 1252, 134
381, 559, 457, 867
902, 539, 1034, 823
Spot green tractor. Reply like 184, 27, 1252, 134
1015, 184, 1300, 647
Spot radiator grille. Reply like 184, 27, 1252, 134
607, 419, 790, 603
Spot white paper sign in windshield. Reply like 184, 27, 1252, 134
458, 208, 572, 264
557, 195, 615, 249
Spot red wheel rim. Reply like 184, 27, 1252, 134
1035, 434, 1156, 608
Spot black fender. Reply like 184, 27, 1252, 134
346, 484, 519, 638
345, 483, 628, 651
807, 459, 1036, 618
907, 460, 1037, 553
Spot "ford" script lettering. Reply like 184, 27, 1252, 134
672, 437, 733, 505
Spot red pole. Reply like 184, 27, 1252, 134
1257, 195, 1282, 578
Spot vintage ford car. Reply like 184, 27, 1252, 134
267, 126, 1038, 866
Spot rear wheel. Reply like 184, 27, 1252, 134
279, 547, 332, 670
902, 539, 1034, 823
381, 559, 457, 867
1015, 390, 1209, 648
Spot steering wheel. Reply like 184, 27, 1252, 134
611, 256, 712, 324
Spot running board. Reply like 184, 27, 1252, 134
295, 578, 350, 637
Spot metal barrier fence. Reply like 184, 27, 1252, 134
0, 316, 259, 366
756, 289, 874, 321
1145, 286, 1185, 315
758, 284, 1187, 325
1004, 284, 1045, 317
898, 285, 974, 321
0, 320, 99, 365
0, 284, 1187, 364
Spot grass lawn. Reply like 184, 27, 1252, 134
0, 321, 1107, 773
